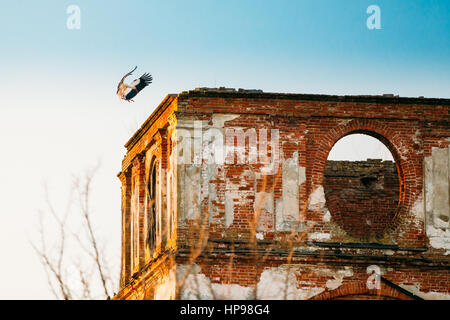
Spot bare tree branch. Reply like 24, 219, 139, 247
72, 165, 112, 298
30, 209, 72, 300
31, 165, 117, 300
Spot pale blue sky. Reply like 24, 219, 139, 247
2, 0, 450, 99
0, 1, 448, 299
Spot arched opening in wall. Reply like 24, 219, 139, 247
324, 132, 401, 239
130, 175, 140, 271
146, 157, 158, 255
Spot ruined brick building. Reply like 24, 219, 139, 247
114, 88, 450, 300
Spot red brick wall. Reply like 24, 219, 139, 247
115, 89, 450, 299
173, 92, 449, 247
324, 159, 400, 239
175, 251, 450, 300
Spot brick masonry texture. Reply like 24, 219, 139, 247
114, 88, 450, 300
324, 160, 399, 239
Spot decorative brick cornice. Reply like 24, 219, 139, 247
125, 95, 177, 151
178, 87, 450, 105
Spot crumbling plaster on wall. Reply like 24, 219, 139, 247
399, 284, 450, 300
254, 192, 274, 235
177, 114, 449, 250
173, 114, 449, 277
426, 225, 450, 255
211, 114, 241, 128
256, 266, 325, 300
177, 263, 356, 300
276, 151, 307, 232
177, 114, 247, 226
424, 145, 450, 254
308, 185, 326, 212
411, 194, 425, 227
154, 268, 177, 300
177, 114, 317, 236
307, 232, 331, 241
181, 165, 201, 221
119, 91, 450, 300
177, 264, 254, 300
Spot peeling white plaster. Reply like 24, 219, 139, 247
203, 129, 224, 166
308, 232, 331, 241
323, 208, 331, 222
177, 264, 359, 300
211, 114, 240, 128
275, 198, 283, 227
298, 166, 306, 185
320, 267, 354, 290
424, 155, 434, 214
297, 246, 319, 252
400, 284, 450, 300
426, 225, 450, 255
424, 146, 450, 253
211, 283, 254, 300
177, 264, 253, 300
184, 165, 201, 220
255, 192, 274, 232
255, 192, 274, 214
308, 186, 326, 211
256, 267, 324, 300
206, 172, 220, 223
431, 147, 450, 224
397, 142, 409, 161
411, 193, 424, 229
177, 264, 212, 300
154, 268, 176, 300
412, 130, 423, 154
276, 151, 307, 232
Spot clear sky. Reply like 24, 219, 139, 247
0, 0, 448, 299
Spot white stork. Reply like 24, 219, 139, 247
116, 66, 153, 102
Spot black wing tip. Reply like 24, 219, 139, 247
140, 72, 153, 84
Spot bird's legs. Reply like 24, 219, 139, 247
117, 84, 137, 102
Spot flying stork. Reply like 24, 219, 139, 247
116, 66, 153, 102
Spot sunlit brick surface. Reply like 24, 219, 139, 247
114, 89, 450, 300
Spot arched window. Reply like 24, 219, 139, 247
324, 133, 400, 239
145, 158, 159, 256
130, 175, 140, 271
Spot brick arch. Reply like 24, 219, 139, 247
311, 118, 415, 236
310, 281, 414, 300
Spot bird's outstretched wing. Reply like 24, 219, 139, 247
132, 73, 153, 92
123, 73, 153, 100
116, 66, 137, 94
